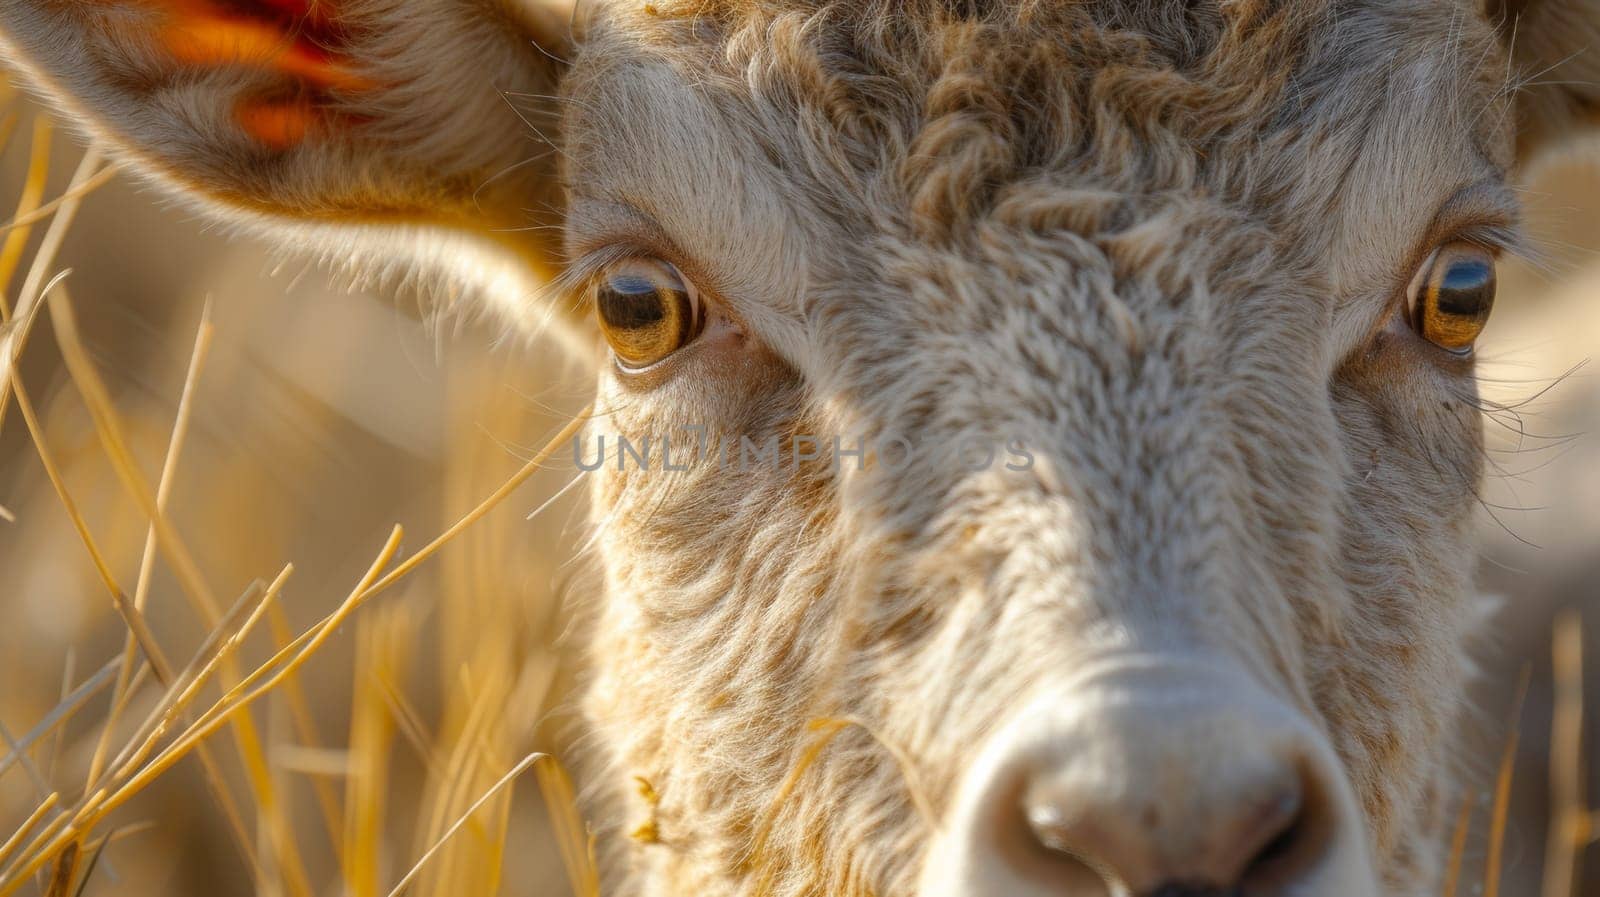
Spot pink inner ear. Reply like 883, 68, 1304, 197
251, 0, 337, 32
143, 0, 375, 149
234, 96, 314, 149
162, 14, 370, 91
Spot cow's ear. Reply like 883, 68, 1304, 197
0, 0, 579, 329
1491, 0, 1600, 161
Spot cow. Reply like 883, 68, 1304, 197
3, 1, 1596, 894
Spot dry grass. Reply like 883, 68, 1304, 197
0, 85, 1596, 897
0, 91, 601, 897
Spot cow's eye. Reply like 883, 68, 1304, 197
593, 258, 704, 369
1407, 242, 1496, 354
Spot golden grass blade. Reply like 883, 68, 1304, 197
1542, 611, 1589, 897
107, 570, 290, 783
267, 601, 346, 854
6, 363, 267, 879
811, 717, 939, 832
161, 625, 306, 897
2, 406, 589, 896
341, 607, 412, 897
453, 686, 522, 893
84, 822, 156, 849
85, 304, 214, 788
256, 696, 291, 897
0, 533, 401, 897
416, 674, 498, 864
0, 803, 74, 890
1485, 668, 1531, 897
0, 723, 56, 846
100, 570, 301, 892
109, 528, 405, 811
360, 404, 593, 604
272, 747, 350, 778
0, 270, 49, 437
1441, 793, 1473, 897
0, 795, 58, 875
0, 166, 118, 239
0, 654, 122, 782
43, 283, 223, 625
45, 653, 77, 787
42, 284, 314, 897
132, 303, 213, 615
0, 669, 128, 885
9, 366, 172, 685
0, 116, 52, 303
410, 668, 502, 894
535, 756, 600, 897
40, 838, 76, 897
748, 719, 853, 897
479, 746, 518, 897
384, 753, 547, 897
66, 825, 117, 897
48, 825, 155, 897
372, 675, 438, 774
0, 143, 102, 439
42, 840, 79, 897
198, 406, 593, 718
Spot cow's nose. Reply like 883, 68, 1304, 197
1020, 728, 1312, 892
917, 658, 1380, 897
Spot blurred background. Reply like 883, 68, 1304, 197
0, 87, 596, 897
0, 85, 1596, 894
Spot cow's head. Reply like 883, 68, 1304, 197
3, 1, 1596, 894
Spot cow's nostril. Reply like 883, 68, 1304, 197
915, 666, 1382, 897
1120, 780, 1318, 889
1022, 770, 1309, 892
1233, 780, 1306, 880
1237, 763, 1339, 892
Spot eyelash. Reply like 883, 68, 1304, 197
558, 244, 650, 300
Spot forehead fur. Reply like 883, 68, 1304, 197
576, 0, 1504, 216
565, 0, 1513, 385
583, 0, 1313, 229
566, 0, 1511, 313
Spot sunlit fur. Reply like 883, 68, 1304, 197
573, 3, 1499, 893
3, 0, 1600, 894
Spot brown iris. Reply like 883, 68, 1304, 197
1409, 242, 1495, 353
594, 258, 703, 369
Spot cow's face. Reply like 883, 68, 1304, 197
574, 3, 1519, 895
